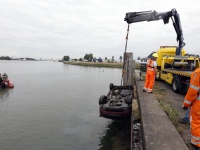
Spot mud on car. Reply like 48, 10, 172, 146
99, 83, 133, 119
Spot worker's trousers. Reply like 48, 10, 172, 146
143, 70, 155, 92
190, 107, 200, 147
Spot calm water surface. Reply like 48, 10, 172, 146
0, 60, 130, 150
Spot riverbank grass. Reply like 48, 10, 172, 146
63, 61, 141, 69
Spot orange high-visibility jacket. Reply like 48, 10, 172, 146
183, 68, 200, 107
183, 68, 200, 147
143, 59, 157, 92
147, 59, 156, 71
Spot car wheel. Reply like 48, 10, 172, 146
99, 95, 107, 105
172, 75, 180, 93
109, 83, 114, 90
125, 96, 132, 105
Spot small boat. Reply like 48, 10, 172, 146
1, 78, 14, 88
99, 83, 133, 119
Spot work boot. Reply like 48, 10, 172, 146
142, 89, 146, 92
178, 118, 190, 124
191, 143, 200, 150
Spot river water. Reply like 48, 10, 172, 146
0, 60, 130, 150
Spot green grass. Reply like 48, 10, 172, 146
63, 61, 123, 68
63, 61, 141, 69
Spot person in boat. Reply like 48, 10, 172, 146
2, 73, 8, 80
0, 74, 2, 84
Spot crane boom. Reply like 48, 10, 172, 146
124, 9, 185, 55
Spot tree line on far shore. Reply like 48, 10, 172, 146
0, 56, 36, 60
63, 53, 123, 62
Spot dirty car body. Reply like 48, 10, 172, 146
99, 83, 133, 119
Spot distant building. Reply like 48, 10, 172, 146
11, 56, 19, 60
139, 51, 155, 65
19, 58, 26, 61
140, 57, 148, 65
82, 59, 88, 62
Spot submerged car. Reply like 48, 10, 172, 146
99, 83, 133, 119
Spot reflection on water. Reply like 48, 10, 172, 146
0, 87, 10, 100
99, 119, 131, 150
0, 88, 12, 115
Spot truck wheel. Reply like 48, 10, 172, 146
109, 83, 114, 90
172, 75, 180, 93
99, 95, 107, 105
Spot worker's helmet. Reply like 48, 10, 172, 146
152, 53, 158, 58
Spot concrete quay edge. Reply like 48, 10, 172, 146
135, 79, 189, 150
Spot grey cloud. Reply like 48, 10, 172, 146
0, 0, 200, 60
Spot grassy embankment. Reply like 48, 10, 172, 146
63, 61, 141, 69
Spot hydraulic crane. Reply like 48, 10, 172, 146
124, 8, 185, 55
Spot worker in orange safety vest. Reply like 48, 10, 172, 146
182, 68, 200, 150
143, 53, 158, 93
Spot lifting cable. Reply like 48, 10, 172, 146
121, 24, 130, 86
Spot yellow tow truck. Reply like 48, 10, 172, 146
155, 46, 199, 93
124, 9, 200, 93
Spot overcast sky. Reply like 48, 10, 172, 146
0, 0, 200, 60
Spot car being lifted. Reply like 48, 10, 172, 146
99, 83, 133, 119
